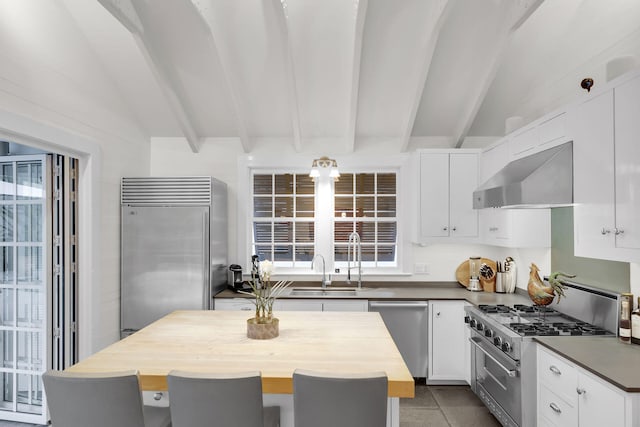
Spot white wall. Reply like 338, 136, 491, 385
150, 137, 550, 290
0, 1, 150, 355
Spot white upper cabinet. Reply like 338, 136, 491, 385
509, 113, 568, 160
419, 151, 478, 242
569, 90, 617, 259
570, 72, 640, 262
613, 75, 640, 250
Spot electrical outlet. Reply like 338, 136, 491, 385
414, 263, 429, 274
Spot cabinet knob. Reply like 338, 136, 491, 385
601, 228, 611, 235
436, 312, 441, 317
443, 226, 448, 231
615, 228, 624, 235
153, 392, 163, 401
549, 365, 561, 375
452, 226, 457, 232
576, 387, 586, 395
549, 402, 562, 414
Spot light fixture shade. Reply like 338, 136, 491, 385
310, 156, 339, 180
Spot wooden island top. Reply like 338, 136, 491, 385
67, 310, 415, 398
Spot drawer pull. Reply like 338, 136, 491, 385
549, 402, 562, 414
549, 365, 561, 375
576, 387, 586, 395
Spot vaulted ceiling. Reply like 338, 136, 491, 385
57, 0, 640, 153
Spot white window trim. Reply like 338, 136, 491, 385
237, 153, 412, 276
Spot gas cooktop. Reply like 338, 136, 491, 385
475, 304, 614, 337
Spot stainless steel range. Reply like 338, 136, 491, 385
464, 281, 619, 427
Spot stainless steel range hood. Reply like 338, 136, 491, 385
473, 142, 573, 209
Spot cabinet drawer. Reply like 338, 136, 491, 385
538, 347, 578, 404
539, 384, 578, 427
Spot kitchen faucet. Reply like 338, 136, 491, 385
311, 254, 331, 288
346, 231, 362, 288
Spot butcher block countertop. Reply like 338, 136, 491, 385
66, 310, 415, 397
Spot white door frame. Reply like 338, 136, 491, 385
0, 108, 102, 360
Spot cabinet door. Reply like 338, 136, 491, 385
448, 154, 478, 238
274, 299, 323, 311
322, 300, 368, 312
428, 301, 467, 382
214, 298, 254, 311
420, 153, 450, 237
538, 113, 567, 148
479, 141, 509, 183
614, 75, 640, 250
510, 126, 538, 158
570, 90, 616, 258
577, 370, 625, 427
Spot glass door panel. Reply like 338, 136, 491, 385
0, 156, 48, 424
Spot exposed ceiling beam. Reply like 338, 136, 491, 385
98, 0, 202, 153
189, 0, 252, 153
453, 0, 544, 148
270, 0, 302, 152
95, 0, 142, 34
345, 0, 369, 153
399, 0, 455, 153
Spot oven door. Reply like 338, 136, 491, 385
470, 335, 521, 425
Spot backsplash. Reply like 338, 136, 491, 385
551, 207, 629, 293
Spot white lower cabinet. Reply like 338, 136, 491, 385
321, 300, 368, 312
274, 299, 368, 312
428, 300, 469, 383
537, 345, 632, 427
213, 298, 254, 311
215, 298, 368, 312
273, 299, 323, 311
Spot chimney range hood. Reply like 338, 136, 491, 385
473, 142, 573, 209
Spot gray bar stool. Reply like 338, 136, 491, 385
42, 370, 171, 427
167, 370, 280, 427
293, 369, 388, 427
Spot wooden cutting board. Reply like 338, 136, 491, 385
455, 258, 497, 288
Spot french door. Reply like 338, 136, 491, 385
0, 154, 78, 424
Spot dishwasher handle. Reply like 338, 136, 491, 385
369, 302, 429, 308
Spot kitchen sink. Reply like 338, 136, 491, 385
288, 287, 358, 297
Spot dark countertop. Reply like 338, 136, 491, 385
215, 281, 531, 306
535, 337, 640, 393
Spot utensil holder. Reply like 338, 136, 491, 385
495, 272, 506, 293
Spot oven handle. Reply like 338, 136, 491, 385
469, 338, 518, 378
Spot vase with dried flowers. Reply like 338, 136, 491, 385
240, 258, 292, 339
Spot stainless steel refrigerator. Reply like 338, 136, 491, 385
120, 177, 228, 338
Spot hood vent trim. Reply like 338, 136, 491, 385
473, 142, 573, 209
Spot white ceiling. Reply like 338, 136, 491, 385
53, 0, 640, 153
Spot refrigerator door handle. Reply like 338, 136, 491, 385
203, 210, 210, 309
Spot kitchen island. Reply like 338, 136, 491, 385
67, 310, 414, 427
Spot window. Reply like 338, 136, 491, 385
251, 170, 398, 270
334, 173, 397, 268
252, 173, 315, 267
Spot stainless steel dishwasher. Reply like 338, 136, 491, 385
368, 301, 429, 378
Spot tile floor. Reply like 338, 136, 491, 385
0, 383, 501, 427
400, 382, 501, 427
